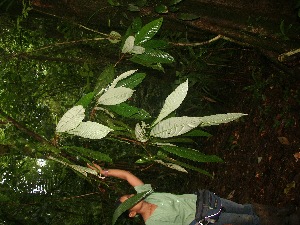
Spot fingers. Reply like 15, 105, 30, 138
92, 163, 103, 172
87, 162, 103, 173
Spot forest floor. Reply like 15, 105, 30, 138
192, 56, 300, 222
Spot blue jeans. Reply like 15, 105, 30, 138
214, 198, 260, 225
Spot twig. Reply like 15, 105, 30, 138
278, 48, 300, 62
170, 35, 222, 46
32, 8, 109, 37
0, 109, 50, 145
25, 37, 106, 53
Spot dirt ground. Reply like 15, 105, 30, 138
193, 60, 300, 224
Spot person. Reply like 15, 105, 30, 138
87, 163, 260, 225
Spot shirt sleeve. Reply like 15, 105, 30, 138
134, 184, 153, 193
146, 220, 176, 225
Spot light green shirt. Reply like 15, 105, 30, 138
135, 184, 197, 225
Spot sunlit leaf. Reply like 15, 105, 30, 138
56, 105, 85, 133
69, 164, 98, 177
131, 45, 145, 54
131, 49, 175, 64
135, 122, 148, 142
156, 151, 213, 176
110, 70, 138, 89
199, 113, 247, 126
135, 18, 163, 45
97, 87, 134, 105
67, 121, 113, 139
151, 116, 200, 138
115, 72, 146, 89
108, 31, 121, 43
155, 159, 187, 173
112, 190, 153, 225
153, 79, 188, 126
122, 36, 135, 53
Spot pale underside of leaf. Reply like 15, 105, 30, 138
67, 121, 113, 139
122, 36, 135, 53
110, 69, 138, 89
97, 87, 134, 105
69, 165, 98, 176
154, 159, 188, 173
131, 45, 145, 54
56, 105, 85, 133
135, 122, 148, 142
153, 79, 188, 126
150, 116, 200, 138
199, 113, 247, 126
49, 156, 98, 176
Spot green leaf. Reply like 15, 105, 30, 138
159, 145, 223, 163
107, 0, 120, 6
155, 137, 194, 143
108, 31, 121, 43
131, 49, 175, 64
115, 72, 146, 89
141, 40, 169, 49
128, 4, 140, 12
153, 79, 188, 126
155, 4, 168, 14
94, 65, 115, 95
0, 193, 10, 202
108, 103, 151, 120
110, 70, 138, 89
131, 17, 142, 33
183, 129, 212, 137
157, 151, 212, 176
178, 13, 200, 20
112, 190, 153, 225
135, 18, 163, 45
169, 0, 183, 6
62, 146, 112, 162
280, 20, 285, 35
75, 92, 95, 108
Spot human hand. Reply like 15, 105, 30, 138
87, 163, 107, 179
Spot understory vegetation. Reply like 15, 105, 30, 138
0, 0, 299, 224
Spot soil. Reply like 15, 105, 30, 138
191, 55, 300, 224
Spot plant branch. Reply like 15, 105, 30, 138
26, 37, 107, 53
0, 109, 50, 145
32, 8, 109, 37
170, 34, 223, 46
278, 48, 300, 62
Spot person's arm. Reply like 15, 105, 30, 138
87, 163, 144, 187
